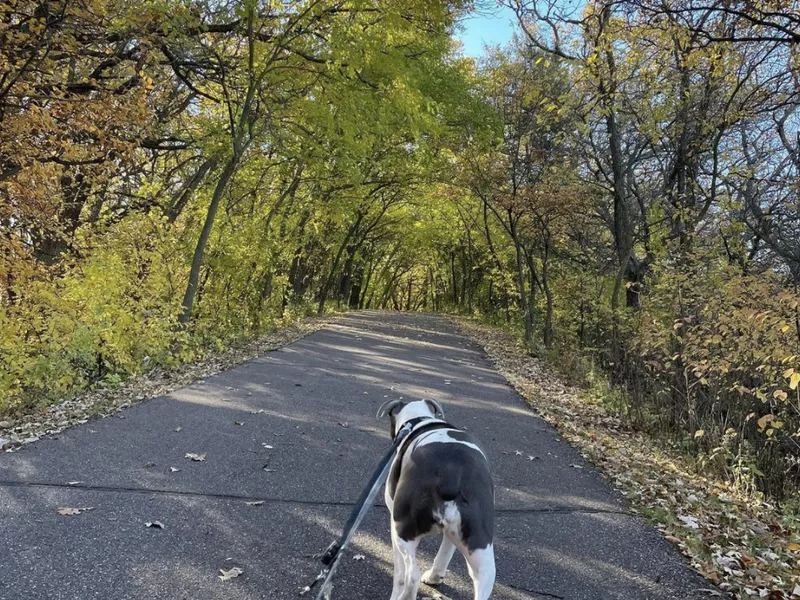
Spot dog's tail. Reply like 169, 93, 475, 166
433, 470, 463, 505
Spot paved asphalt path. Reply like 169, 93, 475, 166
0, 312, 710, 600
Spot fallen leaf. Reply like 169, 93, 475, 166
757, 414, 774, 430
185, 453, 206, 462
57, 507, 93, 516
790, 372, 800, 390
678, 515, 700, 529
218, 567, 243, 581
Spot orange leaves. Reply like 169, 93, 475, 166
0, 0, 161, 307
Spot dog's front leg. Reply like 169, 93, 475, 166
422, 534, 456, 586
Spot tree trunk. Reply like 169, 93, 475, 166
178, 154, 239, 324
511, 222, 532, 344
317, 214, 363, 314
359, 257, 375, 309
542, 245, 553, 350
166, 156, 219, 224
449, 252, 457, 305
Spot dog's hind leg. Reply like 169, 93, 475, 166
466, 544, 496, 600
394, 536, 421, 600
389, 528, 406, 600
422, 534, 456, 586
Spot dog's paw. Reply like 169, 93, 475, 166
421, 570, 445, 586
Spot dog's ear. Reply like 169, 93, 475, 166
424, 399, 444, 418
376, 399, 405, 420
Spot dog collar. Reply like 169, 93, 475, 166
394, 416, 439, 442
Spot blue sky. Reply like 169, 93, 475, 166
456, 4, 518, 57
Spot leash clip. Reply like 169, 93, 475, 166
394, 421, 414, 444
318, 541, 340, 566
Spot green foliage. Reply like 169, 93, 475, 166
2, 0, 799, 503
0, 0, 476, 414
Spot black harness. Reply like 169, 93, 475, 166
305, 416, 456, 599
393, 417, 455, 463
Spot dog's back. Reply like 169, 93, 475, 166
390, 429, 494, 553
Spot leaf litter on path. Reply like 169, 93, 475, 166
218, 567, 243, 582
57, 507, 93, 516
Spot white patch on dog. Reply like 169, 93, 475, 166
391, 533, 421, 600
412, 429, 486, 458
433, 501, 463, 538
421, 533, 456, 586
394, 401, 437, 424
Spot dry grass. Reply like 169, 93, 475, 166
452, 316, 800, 600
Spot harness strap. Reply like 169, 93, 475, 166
394, 418, 456, 466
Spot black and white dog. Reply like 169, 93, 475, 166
377, 399, 495, 600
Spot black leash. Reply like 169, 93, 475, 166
302, 417, 453, 599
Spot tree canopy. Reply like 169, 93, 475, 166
2, 0, 800, 503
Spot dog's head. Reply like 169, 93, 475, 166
376, 398, 444, 438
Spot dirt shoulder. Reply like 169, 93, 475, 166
453, 317, 800, 600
